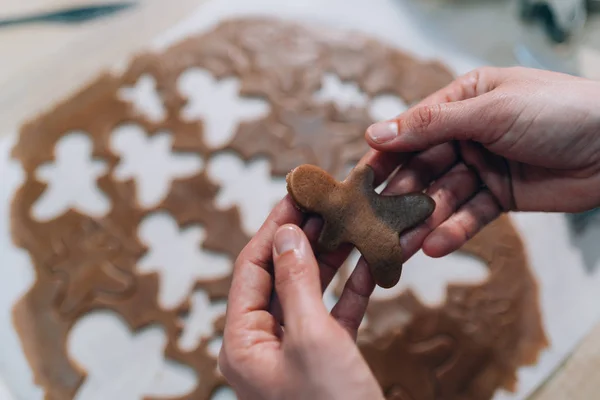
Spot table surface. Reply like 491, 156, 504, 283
1, 1, 599, 399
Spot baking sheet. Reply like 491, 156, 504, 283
2, 0, 600, 399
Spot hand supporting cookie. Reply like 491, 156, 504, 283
286, 164, 435, 288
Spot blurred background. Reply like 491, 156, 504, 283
0, 0, 599, 137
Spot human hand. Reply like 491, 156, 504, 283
219, 196, 384, 400
361, 66, 600, 258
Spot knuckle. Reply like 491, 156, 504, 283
462, 66, 500, 96
455, 214, 476, 242
463, 67, 483, 84
436, 184, 460, 211
472, 66, 496, 79
474, 193, 500, 223
472, 67, 492, 94
410, 104, 442, 133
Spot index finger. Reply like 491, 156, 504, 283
360, 67, 503, 183
226, 195, 304, 325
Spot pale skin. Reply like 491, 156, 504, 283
219, 66, 600, 399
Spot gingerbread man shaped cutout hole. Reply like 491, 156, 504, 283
32, 132, 110, 221
286, 164, 435, 288
111, 124, 203, 209
137, 212, 231, 309
118, 74, 166, 123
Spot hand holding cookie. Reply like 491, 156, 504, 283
364, 66, 600, 258
220, 197, 384, 400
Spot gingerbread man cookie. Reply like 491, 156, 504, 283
286, 164, 435, 288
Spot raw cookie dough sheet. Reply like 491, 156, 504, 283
1, 1, 600, 400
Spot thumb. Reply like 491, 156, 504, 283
366, 95, 498, 152
272, 224, 327, 328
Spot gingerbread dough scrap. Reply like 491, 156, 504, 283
358, 214, 548, 399
286, 164, 435, 288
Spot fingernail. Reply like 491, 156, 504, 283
367, 121, 398, 144
274, 225, 301, 256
